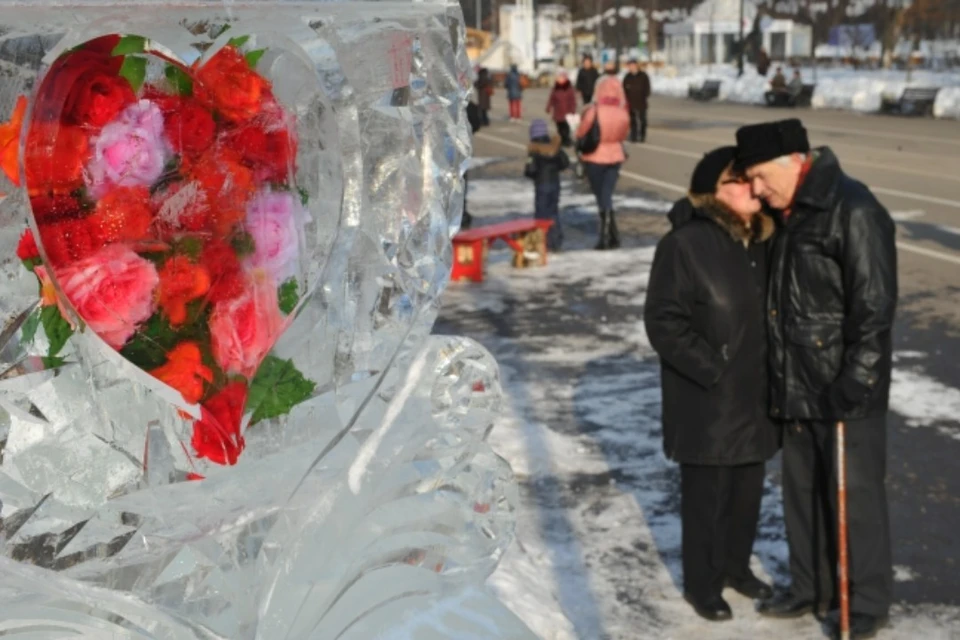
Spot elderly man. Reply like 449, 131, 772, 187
735, 119, 897, 640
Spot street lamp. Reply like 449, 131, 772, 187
737, 0, 745, 76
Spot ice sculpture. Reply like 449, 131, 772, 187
0, 1, 534, 637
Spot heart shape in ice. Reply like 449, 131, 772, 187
22, 34, 314, 470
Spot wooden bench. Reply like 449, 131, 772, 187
880, 87, 939, 116
688, 79, 721, 101
451, 218, 555, 283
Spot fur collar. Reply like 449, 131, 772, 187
687, 193, 776, 243
528, 135, 562, 156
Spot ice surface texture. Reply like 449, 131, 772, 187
0, 2, 533, 637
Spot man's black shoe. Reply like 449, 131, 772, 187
725, 574, 774, 600
757, 590, 825, 618
828, 612, 889, 640
683, 593, 733, 622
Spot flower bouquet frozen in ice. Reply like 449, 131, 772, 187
12, 33, 312, 474
0, 2, 532, 637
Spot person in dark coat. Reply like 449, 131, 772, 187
524, 119, 569, 251
506, 64, 524, 121
622, 59, 651, 143
462, 97, 483, 230
546, 70, 577, 146
736, 119, 897, 640
644, 146, 779, 623
575, 55, 600, 105
756, 47, 771, 76
474, 67, 492, 126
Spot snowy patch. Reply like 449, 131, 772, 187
894, 565, 920, 583
438, 210, 960, 637
646, 64, 960, 119
889, 365, 960, 440
467, 177, 673, 222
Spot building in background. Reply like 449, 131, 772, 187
498, 2, 572, 73
663, 0, 811, 66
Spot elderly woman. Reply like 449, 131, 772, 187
643, 147, 779, 622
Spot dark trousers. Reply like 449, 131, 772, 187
581, 91, 593, 105
534, 182, 563, 250
681, 463, 766, 600
556, 120, 571, 146
461, 173, 472, 230
629, 107, 647, 142
584, 162, 620, 212
480, 109, 490, 126
782, 416, 892, 617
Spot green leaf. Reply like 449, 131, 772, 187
41, 355, 67, 369
297, 187, 310, 206
40, 305, 73, 358
211, 23, 232, 39
175, 236, 204, 260
112, 35, 147, 56
228, 35, 250, 48
21, 257, 41, 272
247, 355, 316, 426
245, 48, 266, 67
119, 56, 148, 92
119, 313, 182, 370
165, 64, 194, 96
231, 231, 256, 258
20, 309, 41, 344
278, 279, 299, 315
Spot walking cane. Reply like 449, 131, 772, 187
836, 420, 851, 640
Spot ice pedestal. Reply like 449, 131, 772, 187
0, 1, 533, 637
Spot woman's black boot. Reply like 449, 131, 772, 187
607, 210, 621, 249
595, 210, 610, 250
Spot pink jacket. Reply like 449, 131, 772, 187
575, 76, 630, 165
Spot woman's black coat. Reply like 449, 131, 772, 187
644, 196, 780, 465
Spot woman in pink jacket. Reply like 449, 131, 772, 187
575, 75, 630, 249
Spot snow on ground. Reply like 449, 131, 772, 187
445, 175, 960, 639
646, 64, 960, 119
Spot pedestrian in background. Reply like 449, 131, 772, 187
645, 146, 778, 623
461, 91, 484, 230
474, 67, 492, 127
575, 75, 629, 250
736, 119, 897, 640
547, 70, 578, 147
622, 59, 651, 143
506, 64, 524, 122
576, 54, 600, 106
524, 119, 569, 251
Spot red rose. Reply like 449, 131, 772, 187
183, 147, 254, 234
164, 99, 216, 157
192, 45, 270, 124
25, 123, 90, 215
192, 381, 247, 465
33, 35, 135, 128
39, 217, 103, 267
16, 229, 39, 262
87, 186, 154, 244
201, 238, 246, 303
222, 119, 296, 184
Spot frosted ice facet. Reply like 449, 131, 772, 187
0, 2, 531, 637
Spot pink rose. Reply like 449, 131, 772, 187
243, 190, 302, 284
85, 100, 172, 199
56, 244, 159, 349
209, 273, 285, 378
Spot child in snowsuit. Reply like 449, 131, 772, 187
524, 119, 569, 251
